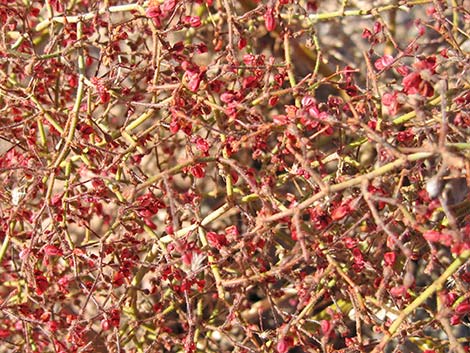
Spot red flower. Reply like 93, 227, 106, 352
343, 237, 357, 249
206, 231, 228, 249
161, 0, 176, 13
189, 163, 206, 178
0, 329, 10, 338
194, 136, 210, 153
390, 285, 407, 298
383, 252, 396, 266
225, 225, 239, 239
413, 56, 436, 71
101, 319, 111, 331
276, 336, 294, 353
450, 314, 461, 325
238, 37, 247, 49
396, 129, 414, 143
362, 28, 372, 39
422, 230, 442, 243
374, 55, 394, 71
403, 71, 434, 97
402, 57, 437, 97
331, 202, 352, 221
99, 90, 110, 104
402, 72, 422, 94
35, 272, 49, 295
308, 207, 331, 230
220, 91, 236, 103
382, 91, 402, 115
186, 71, 202, 92
146, 5, 161, 19
320, 319, 333, 336
455, 301, 470, 315
395, 65, 409, 76
423, 230, 453, 246
43, 245, 63, 256
444, 292, 458, 306
264, 8, 276, 32
373, 21, 382, 34
113, 271, 125, 287
184, 16, 201, 28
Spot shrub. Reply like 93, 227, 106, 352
1, 0, 470, 352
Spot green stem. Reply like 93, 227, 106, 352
122, 96, 171, 136
0, 234, 10, 264
391, 250, 470, 334
51, 20, 85, 168
30, 95, 64, 134
298, 0, 432, 23
264, 151, 434, 223
372, 249, 470, 352
136, 156, 217, 191
197, 226, 226, 300
284, 32, 299, 107
392, 95, 441, 125
159, 202, 233, 243
35, 3, 146, 31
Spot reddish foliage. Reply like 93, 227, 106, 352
1, 1, 469, 352
264, 7, 276, 32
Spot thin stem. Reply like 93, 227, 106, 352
197, 226, 226, 300
35, 3, 146, 31
372, 249, 470, 352
283, 32, 299, 106
264, 151, 434, 223
50, 20, 86, 169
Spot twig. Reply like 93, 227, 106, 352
263, 151, 434, 223
371, 249, 470, 353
